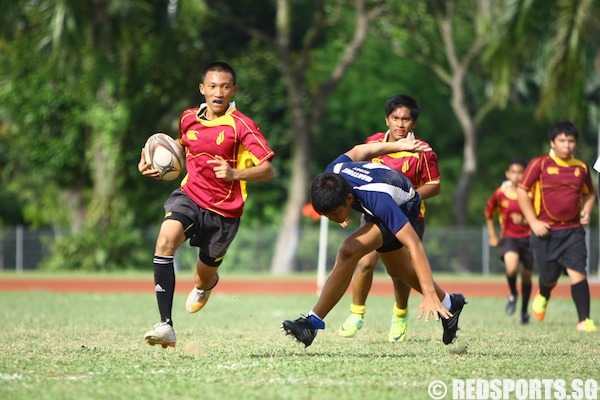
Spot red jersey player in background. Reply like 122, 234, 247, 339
484, 158, 533, 325
139, 61, 275, 348
338, 94, 441, 342
518, 121, 596, 332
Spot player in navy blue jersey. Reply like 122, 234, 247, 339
281, 140, 466, 347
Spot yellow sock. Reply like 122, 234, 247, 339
350, 304, 366, 315
393, 304, 408, 317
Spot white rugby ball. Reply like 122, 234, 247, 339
144, 133, 185, 181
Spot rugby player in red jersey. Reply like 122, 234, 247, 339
485, 158, 533, 324
518, 121, 596, 332
139, 61, 275, 347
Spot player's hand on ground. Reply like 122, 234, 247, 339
138, 148, 161, 179
396, 138, 431, 153
418, 294, 452, 322
530, 220, 551, 237
207, 155, 235, 180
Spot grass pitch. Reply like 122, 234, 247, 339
0, 289, 598, 400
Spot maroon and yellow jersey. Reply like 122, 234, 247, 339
178, 102, 274, 218
484, 183, 531, 238
365, 131, 440, 219
519, 152, 593, 230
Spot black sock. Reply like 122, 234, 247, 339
539, 281, 552, 300
571, 280, 590, 322
521, 282, 532, 313
153, 254, 175, 325
506, 274, 517, 296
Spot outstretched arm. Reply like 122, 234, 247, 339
345, 139, 430, 162
394, 223, 450, 322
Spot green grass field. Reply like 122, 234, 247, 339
0, 289, 598, 400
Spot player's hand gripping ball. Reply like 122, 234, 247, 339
144, 133, 185, 181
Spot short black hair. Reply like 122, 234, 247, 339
548, 121, 578, 141
310, 173, 352, 214
507, 157, 528, 170
385, 95, 420, 120
202, 61, 237, 85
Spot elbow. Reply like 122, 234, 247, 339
429, 185, 441, 198
264, 164, 275, 181
344, 145, 362, 162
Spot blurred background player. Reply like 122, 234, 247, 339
484, 158, 533, 324
138, 61, 275, 348
339, 95, 441, 343
517, 121, 596, 332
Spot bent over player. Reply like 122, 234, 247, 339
281, 139, 466, 347
339, 94, 441, 343
138, 61, 275, 347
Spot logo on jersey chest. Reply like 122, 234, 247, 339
546, 166, 581, 177
186, 130, 199, 140
401, 160, 410, 174
216, 130, 225, 145
185, 129, 226, 145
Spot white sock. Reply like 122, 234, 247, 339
441, 293, 452, 310
308, 310, 323, 321
308, 310, 325, 329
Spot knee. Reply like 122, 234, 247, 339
357, 258, 376, 273
155, 234, 178, 256
338, 241, 365, 267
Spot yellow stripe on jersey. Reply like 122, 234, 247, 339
384, 151, 420, 159
533, 181, 542, 216
237, 147, 255, 202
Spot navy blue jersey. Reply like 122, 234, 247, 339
326, 154, 418, 236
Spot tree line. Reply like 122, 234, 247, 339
0, 0, 598, 272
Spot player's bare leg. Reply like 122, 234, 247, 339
380, 249, 467, 344
389, 253, 413, 342
146, 219, 186, 348
380, 249, 446, 304
283, 223, 382, 347
353, 252, 378, 306
186, 260, 219, 313
339, 251, 378, 337
313, 223, 382, 319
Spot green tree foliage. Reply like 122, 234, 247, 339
0, 0, 212, 269
0, 0, 597, 272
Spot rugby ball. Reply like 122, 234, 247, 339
144, 133, 185, 181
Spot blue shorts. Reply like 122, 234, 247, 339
364, 192, 422, 253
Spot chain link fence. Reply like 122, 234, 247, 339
1, 225, 599, 278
